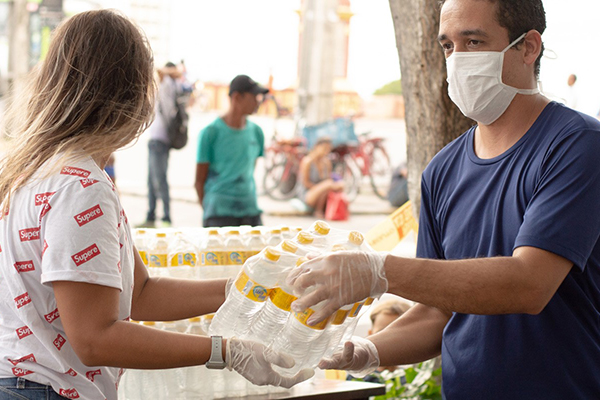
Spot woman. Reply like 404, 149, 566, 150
297, 137, 344, 218
0, 10, 310, 400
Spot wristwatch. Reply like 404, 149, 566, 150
206, 336, 227, 369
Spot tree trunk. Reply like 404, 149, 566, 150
389, 0, 473, 218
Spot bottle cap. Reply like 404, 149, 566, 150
142, 321, 156, 326
331, 244, 346, 252
250, 229, 261, 235
281, 240, 298, 253
296, 256, 308, 266
313, 220, 331, 235
297, 231, 314, 244
189, 317, 201, 323
208, 230, 219, 235
228, 230, 240, 235
156, 233, 166, 238
264, 246, 281, 262
137, 229, 146, 235
295, 227, 303, 232
203, 314, 215, 321
349, 231, 364, 246
281, 227, 290, 232
271, 229, 281, 234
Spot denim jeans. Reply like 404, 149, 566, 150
203, 214, 263, 228
147, 139, 171, 222
0, 378, 67, 399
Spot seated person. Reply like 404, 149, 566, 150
297, 136, 344, 218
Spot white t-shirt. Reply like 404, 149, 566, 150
0, 156, 134, 400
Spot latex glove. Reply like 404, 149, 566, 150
318, 337, 380, 378
226, 337, 315, 388
287, 251, 388, 325
224, 277, 234, 297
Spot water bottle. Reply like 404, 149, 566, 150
134, 229, 149, 266
185, 317, 205, 335
224, 230, 245, 266
267, 228, 283, 247
306, 304, 353, 366
281, 226, 294, 240
333, 230, 365, 251
147, 233, 169, 276
200, 229, 223, 279
245, 257, 304, 345
182, 318, 209, 399
293, 231, 315, 255
168, 232, 198, 279
339, 297, 375, 346
245, 229, 265, 260
201, 314, 214, 334
209, 247, 282, 337
307, 220, 331, 250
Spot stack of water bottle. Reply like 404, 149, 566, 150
209, 220, 376, 382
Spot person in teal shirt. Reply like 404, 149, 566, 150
195, 75, 267, 227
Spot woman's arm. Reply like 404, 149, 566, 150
299, 156, 314, 189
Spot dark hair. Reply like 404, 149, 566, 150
440, 0, 546, 77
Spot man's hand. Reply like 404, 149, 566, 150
318, 337, 380, 378
287, 251, 388, 325
226, 338, 314, 388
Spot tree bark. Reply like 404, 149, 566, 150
389, 0, 473, 218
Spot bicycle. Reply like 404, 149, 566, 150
262, 137, 307, 201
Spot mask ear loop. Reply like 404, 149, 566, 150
501, 32, 528, 54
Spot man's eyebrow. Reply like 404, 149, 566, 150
437, 29, 489, 42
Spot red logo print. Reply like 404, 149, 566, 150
65, 368, 77, 377
12, 367, 33, 377
42, 240, 48, 257
14, 293, 32, 309
80, 178, 98, 188
74, 204, 103, 227
19, 227, 40, 242
14, 260, 35, 273
16, 326, 33, 340
60, 166, 90, 178
8, 353, 36, 366
39, 203, 51, 222
53, 334, 66, 350
58, 388, 80, 399
0, 243, 3, 253
72, 244, 100, 266
44, 308, 60, 324
34, 192, 55, 206
86, 369, 101, 382
117, 261, 121, 273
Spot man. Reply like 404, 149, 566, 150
287, 0, 600, 398
565, 73, 579, 110
195, 75, 267, 227
141, 62, 183, 228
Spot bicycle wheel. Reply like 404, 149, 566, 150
332, 154, 360, 203
263, 160, 299, 201
369, 144, 393, 200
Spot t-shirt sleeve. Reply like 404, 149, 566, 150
197, 126, 213, 164
256, 125, 265, 158
515, 129, 600, 271
40, 181, 123, 290
416, 178, 445, 259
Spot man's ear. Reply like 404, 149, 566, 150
523, 29, 543, 67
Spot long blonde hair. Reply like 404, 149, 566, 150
0, 10, 155, 213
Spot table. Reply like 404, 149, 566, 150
223, 379, 386, 400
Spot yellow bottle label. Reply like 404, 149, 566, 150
349, 302, 364, 318
234, 271, 270, 302
170, 252, 197, 267
148, 253, 168, 268
201, 251, 223, 266
294, 308, 330, 330
227, 251, 244, 265
243, 250, 260, 263
364, 297, 374, 306
331, 309, 349, 325
269, 288, 297, 312
138, 250, 148, 266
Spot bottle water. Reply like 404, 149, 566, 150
245, 257, 304, 345
201, 314, 214, 335
224, 230, 245, 266
209, 247, 282, 337
281, 226, 294, 240
339, 297, 374, 346
168, 232, 198, 279
307, 220, 331, 250
183, 318, 209, 399
306, 304, 353, 366
200, 229, 223, 279
147, 233, 169, 276
185, 317, 205, 335
245, 229, 265, 260
134, 229, 149, 266
267, 228, 283, 247
293, 231, 315, 255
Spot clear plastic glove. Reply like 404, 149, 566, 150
287, 251, 388, 325
317, 337, 380, 378
226, 337, 315, 388
224, 277, 234, 297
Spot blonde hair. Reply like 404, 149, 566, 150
369, 298, 412, 325
0, 10, 155, 214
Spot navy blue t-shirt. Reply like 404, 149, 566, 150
417, 102, 600, 399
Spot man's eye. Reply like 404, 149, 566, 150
468, 40, 481, 46
441, 43, 453, 52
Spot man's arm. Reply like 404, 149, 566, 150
131, 245, 226, 321
195, 162, 209, 208
384, 246, 573, 315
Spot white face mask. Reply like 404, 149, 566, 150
446, 33, 539, 125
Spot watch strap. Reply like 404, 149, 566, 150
206, 336, 227, 369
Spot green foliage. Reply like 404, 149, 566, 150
351, 359, 442, 400
373, 80, 403, 96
